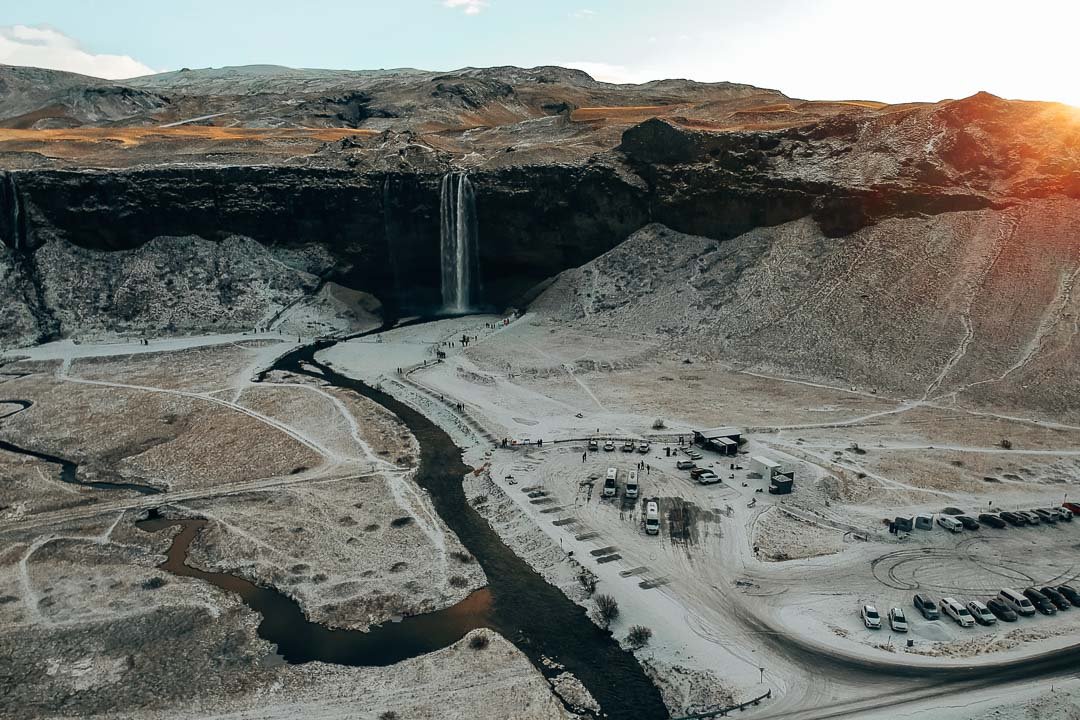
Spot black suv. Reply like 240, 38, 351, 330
999, 511, 1026, 526
1057, 585, 1080, 605
956, 515, 981, 530
1040, 586, 1071, 610
986, 597, 1018, 622
1023, 588, 1057, 615
913, 593, 940, 620
978, 513, 1007, 529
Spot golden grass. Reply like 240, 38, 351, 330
571, 105, 679, 121
0, 126, 378, 147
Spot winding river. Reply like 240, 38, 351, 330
139, 326, 669, 720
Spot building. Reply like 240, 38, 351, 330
693, 427, 741, 455
749, 456, 782, 480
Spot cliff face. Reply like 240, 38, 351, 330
1, 66, 1078, 356
0, 162, 649, 331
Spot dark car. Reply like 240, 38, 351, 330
986, 597, 1018, 622
1040, 586, 1071, 610
978, 513, 1007, 529
1023, 588, 1057, 615
1063, 502, 1080, 516
999, 511, 1026, 526
1057, 585, 1080, 606
913, 593, 940, 620
956, 515, 981, 530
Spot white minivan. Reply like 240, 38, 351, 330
941, 597, 975, 627
625, 469, 639, 499
999, 588, 1037, 617
603, 467, 618, 497
645, 499, 660, 535
937, 515, 963, 533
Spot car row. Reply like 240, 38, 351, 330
902, 586, 1080, 628
590, 439, 650, 454
924, 505, 1076, 534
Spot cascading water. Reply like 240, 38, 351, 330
439, 172, 480, 313
3, 173, 22, 251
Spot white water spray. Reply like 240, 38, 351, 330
6, 174, 21, 251
439, 172, 479, 312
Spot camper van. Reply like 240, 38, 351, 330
603, 467, 618, 498
625, 469, 639, 499
998, 588, 1037, 617
937, 515, 963, 533
644, 498, 660, 535
914, 514, 934, 530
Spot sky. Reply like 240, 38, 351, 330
0, 0, 1077, 106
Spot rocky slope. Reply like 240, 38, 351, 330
532, 203, 1080, 422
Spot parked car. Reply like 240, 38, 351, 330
689, 468, 709, 480
986, 597, 1018, 622
999, 588, 1037, 617
637, 442, 650, 454
587, 439, 598, 451
888, 607, 908, 632
1017, 510, 1041, 525
622, 440, 635, 452
603, 440, 616, 452
625, 470, 639, 499
1056, 585, 1080, 606
1033, 508, 1058, 524
1063, 502, 1080, 516
999, 511, 1026, 526
676, 460, 696, 470
862, 605, 882, 629
937, 515, 963, 533
1040, 586, 1071, 610
978, 513, 1007, 529
1023, 588, 1057, 615
956, 515, 981, 530
1055, 507, 1074, 522
913, 594, 940, 620
966, 600, 997, 625
942, 597, 975, 627
695, 470, 719, 484
688, 451, 703, 461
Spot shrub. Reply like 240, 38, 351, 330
1000, 438, 1012, 449
595, 594, 620, 627
469, 633, 490, 650
652, 418, 666, 430
379, 712, 399, 720
626, 625, 653, 649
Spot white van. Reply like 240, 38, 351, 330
941, 597, 975, 627
625, 469, 639, 499
645, 499, 660, 535
999, 588, 1037, 617
937, 515, 963, 533
603, 467, 618, 497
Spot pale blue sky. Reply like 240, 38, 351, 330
1, 0, 1075, 105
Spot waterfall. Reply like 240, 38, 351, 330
439, 172, 479, 312
4, 173, 22, 251
382, 175, 402, 303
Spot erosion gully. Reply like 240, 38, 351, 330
137, 321, 669, 720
